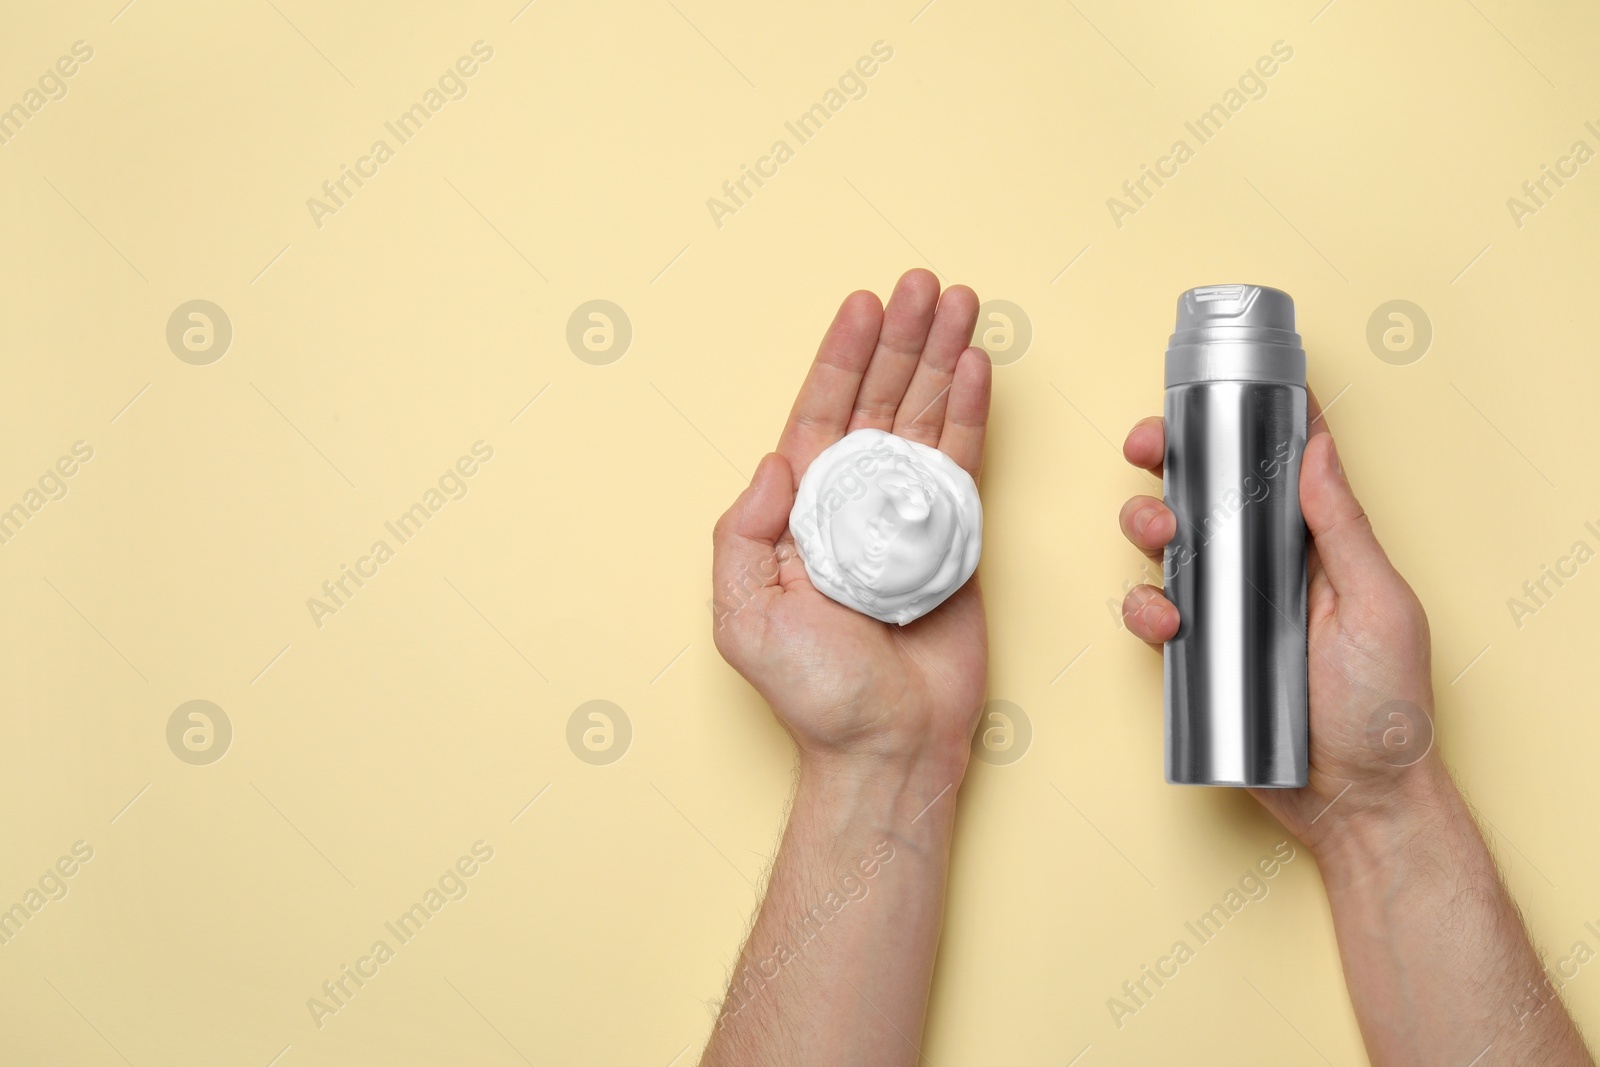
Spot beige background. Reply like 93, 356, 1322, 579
2, 0, 1598, 1063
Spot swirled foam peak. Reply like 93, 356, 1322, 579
788, 429, 982, 625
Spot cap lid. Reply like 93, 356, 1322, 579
1166, 284, 1305, 387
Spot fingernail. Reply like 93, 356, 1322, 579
1328, 438, 1343, 477
1134, 508, 1151, 539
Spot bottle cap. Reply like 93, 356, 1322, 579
1166, 284, 1306, 387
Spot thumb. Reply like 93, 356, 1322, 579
1299, 432, 1393, 596
711, 452, 795, 596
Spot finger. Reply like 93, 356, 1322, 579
847, 269, 940, 432
1118, 495, 1175, 563
1122, 585, 1179, 646
1299, 432, 1395, 597
893, 284, 978, 445
1305, 383, 1328, 440
1299, 386, 1330, 596
1123, 415, 1165, 477
777, 290, 883, 477
711, 453, 796, 614
936, 346, 992, 480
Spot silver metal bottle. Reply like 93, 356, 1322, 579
1163, 284, 1308, 787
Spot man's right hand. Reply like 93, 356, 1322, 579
1116, 392, 1593, 1065
1114, 391, 1441, 847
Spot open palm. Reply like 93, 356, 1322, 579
712, 270, 992, 766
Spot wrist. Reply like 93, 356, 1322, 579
1306, 755, 1460, 884
796, 722, 971, 799
794, 745, 968, 856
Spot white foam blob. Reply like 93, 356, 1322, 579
789, 428, 982, 625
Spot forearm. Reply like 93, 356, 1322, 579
1313, 758, 1593, 1066
701, 746, 966, 1067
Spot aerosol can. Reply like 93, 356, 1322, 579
1163, 284, 1309, 787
